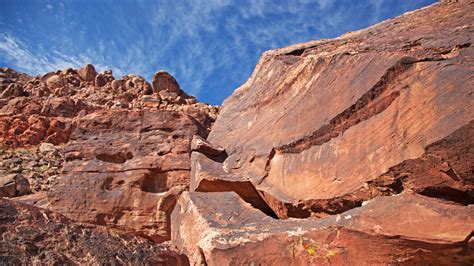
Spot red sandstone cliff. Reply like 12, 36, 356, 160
181, 0, 474, 264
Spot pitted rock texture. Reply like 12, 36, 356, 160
171, 191, 474, 265
192, 0, 474, 218
0, 64, 218, 244
0, 199, 189, 265
36, 108, 213, 243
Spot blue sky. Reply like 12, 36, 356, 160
0, 0, 436, 105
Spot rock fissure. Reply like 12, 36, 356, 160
195, 178, 278, 218
258, 171, 407, 219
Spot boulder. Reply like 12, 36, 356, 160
0, 174, 17, 197
39, 142, 56, 153
78, 64, 97, 82
152, 71, 186, 97
0, 174, 30, 197
111, 79, 122, 90
45, 74, 64, 88
95, 74, 107, 87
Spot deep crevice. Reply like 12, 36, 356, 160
196, 179, 278, 218
96, 151, 133, 164
419, 186, 473, 206
285, 48, 306, 56
260, 174, 406, 219
198, 247, 208, 266
282, 43, 320, 56
197, 148, 228, 164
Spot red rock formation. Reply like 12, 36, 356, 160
152, 70, 185, 97
77, 63, 98, 81
0, 62, 217, 247
180, 1, 474, 264
0, 198, 189, 265
2, 1, 473, 264
37, 108, 213, 242
192, 0, 474, 218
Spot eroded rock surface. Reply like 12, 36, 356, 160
179, 1, 474, 264
172, 191, 474, 265
2, 1, 474, 264
0, 63, 218, 245
192, 0, 474, 219
0, 198, 189, 265
37, 108, 213, 243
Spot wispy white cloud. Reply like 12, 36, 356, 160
0, 0, 437, 104
0, 33, 123, 77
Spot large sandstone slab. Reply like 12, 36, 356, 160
193, 0, 474, 218
171, 191, 474, 265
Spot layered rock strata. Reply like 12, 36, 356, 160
172, 191, 473, 265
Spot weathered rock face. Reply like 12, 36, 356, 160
36, 108, 213, 243
178, 1, 474, 264
192, 0, 474, 218
0, 62, 218, 247
172, 191, 474, 265
2, 1, 474, 264
0, 199, 189, 265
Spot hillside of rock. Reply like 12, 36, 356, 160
0, 63, 217, 263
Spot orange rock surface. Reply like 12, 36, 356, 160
193, 0, 474, 218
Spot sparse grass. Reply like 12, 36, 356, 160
287, 235, 338, 262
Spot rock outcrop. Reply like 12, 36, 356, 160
180, 0, 474, 264
191, 0, 474, 216
0, 198, 188, 265
0, 61, 217, 261
36, 108, 212, 242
